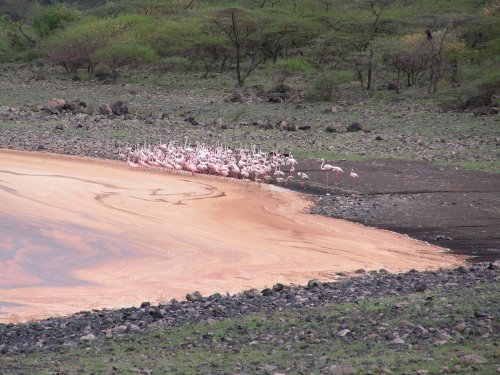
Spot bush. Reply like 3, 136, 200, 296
309, 70, 354, 101
158, 56, 190, 74
270, 57, 314, 85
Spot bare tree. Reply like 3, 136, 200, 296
212, 8, 267, 86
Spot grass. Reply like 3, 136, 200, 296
2, 282, 498, 374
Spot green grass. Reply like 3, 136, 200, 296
3, 282, 498, 374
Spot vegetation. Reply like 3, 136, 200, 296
0, 0, 498, 105
2, 281, 498, 374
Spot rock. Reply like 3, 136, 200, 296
213, 118, 227, 129
79, 333, 96, 341
464, 95, 491, 109
337, 329, 350, 337
37, 144, 45, 151
98, 104, 113, 116
324, 106, 338, 113
375, 135, 383, 141
268, 92, 288, 103
261, 288, 273, 296
186, 291, 203, 302
414, 282, 427, 292
229, 92, 243, 103
263, 364, 278, 373
259, 121, 273, 130
308, 279, 322, 288
325, 125, 337, 133
354, 268, 366, 274
392, 337, 405, 344
325, 364, 358, 374
44, 98, 67, 114
460, 354, 487, 364
454, 322, 467, 332
111, 101, 128, 116
243, 288, 260, 298
272, 283, 284, 292
347, 122, 363, 132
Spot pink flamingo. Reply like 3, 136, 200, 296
320, 158, 335, 185
350, 168, 359, 187
331, 166, 343, 185
126, 155, 139, 169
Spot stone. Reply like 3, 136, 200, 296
392, 337, 405, 344
326, 364, 358, 375
186, 291, 203, 301
347, 122, 363, 132
44, 98, 67, 114
261, 288, 273, 296
414, 282, 427, 292
325, 125, 337, 133
454, 322, 467, 332
98, 104, 113, 116
460, 354, 487, 364
272, 283, 284, 292
79, 333, 96, 341
308, 279, 322, 288
111, 101, 128, 116
229, 92, 243, 102
337, 329, 350, 337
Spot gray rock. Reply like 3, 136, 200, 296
347, 122, 363, 132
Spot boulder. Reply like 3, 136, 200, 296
44, 98, 67, 114
98, 104, 113, 116
111, 101, 128, 116
347, 121, 363, 132
464, 95, 491, 109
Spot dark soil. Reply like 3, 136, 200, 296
289, 159, 500, 263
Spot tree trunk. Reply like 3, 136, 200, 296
366, 49, 374, 90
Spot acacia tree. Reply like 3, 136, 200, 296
94, 41, 156, 81
45, 15, 146, 74
354, 0, 398, 90
211, 7, 267, 86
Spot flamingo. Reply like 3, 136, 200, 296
297, 171, 310, 181
320, 158, 335, 185
331, 166, 343, 185
350, 168, 359, 187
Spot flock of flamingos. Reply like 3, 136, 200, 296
120, 140, 359, 186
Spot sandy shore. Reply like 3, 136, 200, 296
0, 150, 463, 323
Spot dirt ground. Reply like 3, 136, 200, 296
291, 158, 500, 263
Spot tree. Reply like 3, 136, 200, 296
354, 0, 399, 90
211, 7, 267, 86
94, 41, 156, 81
32, 4, 80, 39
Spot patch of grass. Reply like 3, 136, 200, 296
3, 282, 498, 374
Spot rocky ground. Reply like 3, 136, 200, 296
0, 264, 498, 373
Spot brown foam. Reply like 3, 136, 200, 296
0, 150, 463, 323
